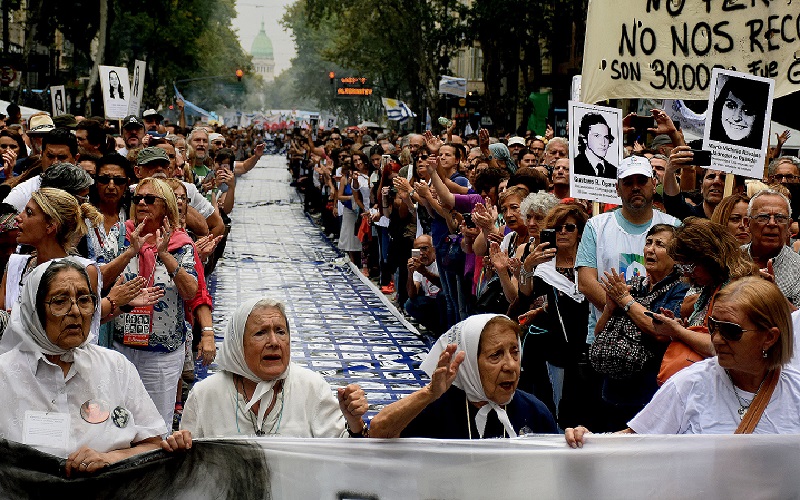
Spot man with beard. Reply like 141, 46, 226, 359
576, 156, 680, 346
662, 146, 725, 219
190, 128, 262, 184
119, 115, 145, 156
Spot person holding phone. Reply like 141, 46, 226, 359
405, 235, 445, 334
663, 146, 726, 220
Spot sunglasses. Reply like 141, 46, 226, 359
555, 223, 577, 233
97, 175, 128, 185
132, 194, 164, 205
707, 316, 758, 342
419, 155, 429, 161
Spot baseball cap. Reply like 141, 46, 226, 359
52, 114, 78, 129
208, 133, 224, 144
142, 109, 164, 122
618, 155, 654, 179
137, 146, 170, 165
122, 115, 144, 129
650, 134, 673, 149
507, 136, 526, 147
28, 115, 55, 135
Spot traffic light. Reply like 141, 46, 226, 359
329, 71, 335, 85
236, 69, 244, 82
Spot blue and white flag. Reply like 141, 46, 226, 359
438, 76, 467, 98
381, 98, 415, 122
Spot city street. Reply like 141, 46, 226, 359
208, 153, 433, 412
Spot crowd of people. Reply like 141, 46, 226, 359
0, 98, 799, 477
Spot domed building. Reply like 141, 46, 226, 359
251, 21, 275, 81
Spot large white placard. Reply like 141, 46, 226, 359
128, 60, 147, 117
50, 85, 66, 117
99, 65, 131, 120
702, 69, 774, 178
581, 0, 800, 103
568, 101, 623, 204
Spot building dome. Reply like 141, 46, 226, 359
251, 22, 274, 60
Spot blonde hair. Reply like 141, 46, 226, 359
132, 177, 179, 228
163, 178, 187, 228
31, 188, 102, 251
714, 277, 793, 369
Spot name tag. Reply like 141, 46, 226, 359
23, 411, 69, 452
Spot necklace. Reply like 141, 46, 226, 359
465, 396, 506, 439
726, 371, 767, 419
235, 375, 285, 436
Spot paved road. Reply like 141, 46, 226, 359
207, 154, 432, 412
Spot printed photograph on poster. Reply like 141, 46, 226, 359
50, 85, 66, 117
98, 65, 131, 119
568, 101, 623, 204
128, 60, 146, 117
702, 69, 774, 178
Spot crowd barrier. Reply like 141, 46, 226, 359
2, 434, 799, 499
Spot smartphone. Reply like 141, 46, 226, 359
381, 154, 392, 172
539, 229, 556, 249
631, 115, 655, 130
644, 310, 663, 324
411, 248, 421, 259
463, 213, 476, 228
690, 149, 712, 166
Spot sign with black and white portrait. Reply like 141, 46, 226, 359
99, 65, 131, 120
128, 60, 146, 117
50, 85, 66, 117
568, 101, 623, 204
702, 69, 774, 178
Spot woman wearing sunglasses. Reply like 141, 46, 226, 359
113, 177, 199, 430
566, 277, 800, 446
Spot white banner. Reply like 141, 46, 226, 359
128, 60, 147, 117
702, 69, 774, 178
568, 101, 623, 204
99, 65, 131, 120
438, 75, 467, 98
581, 0, 800, 103
50, 85, 66, 117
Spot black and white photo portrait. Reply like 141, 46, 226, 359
574, 112, 617, 179
708, 74, 769, 150
99, 65, 131, 119
50, 85, 66, 117
568, 101, 623, 204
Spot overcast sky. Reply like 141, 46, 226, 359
233, 0, 297, 76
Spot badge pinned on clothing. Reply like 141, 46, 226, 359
112, 406, 130, 428
80, 399, 110, 424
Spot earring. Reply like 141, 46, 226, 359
762, 349, 768, 359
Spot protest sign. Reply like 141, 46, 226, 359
569, 101, 623, 204
99, 65, 130, 119
581, 0, 800, 103
128, 60, 147, 117
702, 69, 774, 178
50, 85, 66, 117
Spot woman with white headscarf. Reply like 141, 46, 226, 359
369, 314, 557, 439
162, 297, 369, 445
0, 259, 166, 476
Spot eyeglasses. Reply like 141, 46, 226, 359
74, 194, 89, 204
773, 174, 798, 182
47, 294, 96, 317
175, 195, 187, 202
96, 175, 128, 185
708, 316, 758, 342
555, 223, 577, 233
132, 194, 164, 205
419, 155, 429, 161
751, 213, 790, 225
675, 263, 696, 274
728, 214, 749, 225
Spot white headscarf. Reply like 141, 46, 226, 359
420, 314, 519, 438
8, 259, 94, 371
215, 297, 290, 430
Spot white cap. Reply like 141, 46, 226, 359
617, 155, 653, 179
507, 136, 526, 147
208, 133, 224, 144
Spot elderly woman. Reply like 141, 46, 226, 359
114, 177, 199, 429
0, 260, 165, 475
711, 193, 751, 245
591, 224, 690, 429
162, 297, 368, 445
567, 277, 800, 446
369, 314, 557, 438
649, 218, 756, 382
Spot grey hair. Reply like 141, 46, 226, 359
188, 128, 209, 142
545, 137, 568, 153
251, 297, 290, 334
748, 189, 791, 216
520, 191, 560, 222
40, 163, 94, 192
650, 154, 669, 163
767, 156, 800, 179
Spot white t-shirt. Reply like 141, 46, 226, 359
413, 261, 441, 298
628, 357, 800, 434
791, 309, 800, 372
180, 364, 349, 438
4, 175, 41, 213
0, 345, 166, 458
